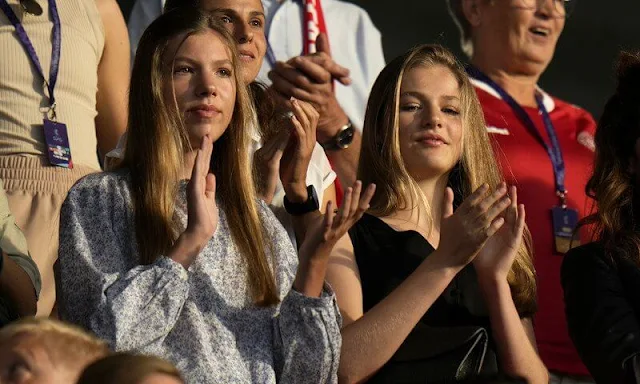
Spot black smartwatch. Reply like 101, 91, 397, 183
283, 185, 320, 216
321, 120, 355, 151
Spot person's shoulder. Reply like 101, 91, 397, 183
562, 241, 609, 275
255, 198, 287, 231
68, 169, 131, 201
549, 96, 597, 139
551, 97, 597, 123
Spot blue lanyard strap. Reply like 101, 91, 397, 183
466, 65, 567, 200
0, 0, 61, 110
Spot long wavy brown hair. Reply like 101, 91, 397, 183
359, 44, 537, 314
579, 51, 640, 264
122, 8, 278, 306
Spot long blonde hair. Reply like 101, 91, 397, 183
359, 44, 537, 314
122, 8, 278, 306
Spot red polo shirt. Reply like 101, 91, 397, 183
474, 81, 596, 376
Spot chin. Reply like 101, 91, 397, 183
243, 65, 261, 84
186, 123, 228, 145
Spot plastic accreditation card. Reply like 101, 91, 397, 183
43, 119, 73, 168
551, 206, 579, 254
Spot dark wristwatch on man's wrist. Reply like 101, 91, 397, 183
283, 185, 319, 216
321, 120, 355, 151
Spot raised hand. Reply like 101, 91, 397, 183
299, 181, 376, 259
169, 136, 218, 268
473, 186, 526, 281
279, 98, 319, 203
253, 127, 290, 204
436, 183, 511, 270
295, 181, 376, 297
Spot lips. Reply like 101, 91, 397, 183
238, 49, 255, 61
529, 26, 550, 37
415, 132, 447, 147
187, 104, 221, 118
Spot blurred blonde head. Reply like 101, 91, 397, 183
77, 353, 184, 384
0, 318, 109, 383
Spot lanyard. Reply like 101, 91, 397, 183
466, 65, 567, 204
0, 0, 61, 116
265, 0, 328, 67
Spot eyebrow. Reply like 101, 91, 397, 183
400, 91, 460, 100
173, 57, 233, 67
217, 8, 265, 18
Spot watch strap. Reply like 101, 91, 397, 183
321, 120, 354, 151
283, 185, 320, 216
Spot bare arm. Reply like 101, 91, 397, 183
473, 187, 547, 383
95, 0, 129, 159
326, 235, 460, 383
479, 277, 548, 383
0, 251, 37, 317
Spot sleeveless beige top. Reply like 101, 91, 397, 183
0, 0, 104, 169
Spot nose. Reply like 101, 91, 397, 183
235, 22, 254, 45
421, 106, 443, 129
195, 71, 217, 98
534, 0, 555, 19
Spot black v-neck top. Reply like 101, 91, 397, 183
348, 213, 493, 327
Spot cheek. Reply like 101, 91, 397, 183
256, 34, 267, 55
450, 121, 464, 156
165, 77, 189, 113
397, 117, 414, 148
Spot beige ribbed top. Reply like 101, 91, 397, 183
0, 0, 104, 169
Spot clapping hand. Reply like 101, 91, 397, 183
473, 185, 526, 282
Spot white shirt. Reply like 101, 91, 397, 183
258, 0, 385, 131
127, 0, 386, 130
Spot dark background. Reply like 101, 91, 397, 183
116, 0, 640, 119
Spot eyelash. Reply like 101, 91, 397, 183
174, 66, 193, 75
173, 67, 232, 78
220, 15, 263, 28
443, 107, 460, 116
399, 104, 461, 116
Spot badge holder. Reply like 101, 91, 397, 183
42, 104, 73, 169
551, 190, 579, 254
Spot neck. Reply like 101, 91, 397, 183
182, 150, 197, 180
390, 174, 450, 242
471, 53, 541, 108
416, 175, 450, 233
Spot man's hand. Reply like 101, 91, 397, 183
268, 33, 352, 142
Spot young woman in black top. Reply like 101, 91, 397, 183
562, 52, 640, 384
325, 45, 546, 383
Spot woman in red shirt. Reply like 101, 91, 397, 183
447, 1, 596, 382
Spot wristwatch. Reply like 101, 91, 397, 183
283, 185, 320, 216
321, 120, 355, 151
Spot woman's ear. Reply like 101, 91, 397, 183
462, 0, 483, 27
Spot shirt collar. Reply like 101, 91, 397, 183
470, 77, 556, 112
